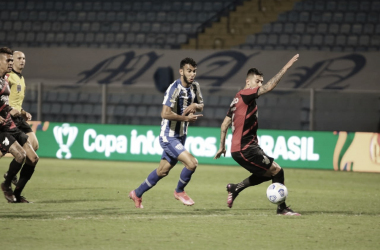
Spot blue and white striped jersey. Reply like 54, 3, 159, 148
160, 79, 203, 139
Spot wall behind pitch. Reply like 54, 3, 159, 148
20, 48, 380, 92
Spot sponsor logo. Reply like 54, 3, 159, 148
53, 123, 78, 159
83, 129, 127, 157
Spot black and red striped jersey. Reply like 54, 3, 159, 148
0, 76, 16, 131
227, 87, 260, 153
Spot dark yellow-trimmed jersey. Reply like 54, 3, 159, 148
6, 70, 25, 111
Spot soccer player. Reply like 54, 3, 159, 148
129, 57, 204, 208
3, 51, 39, 186
0, 47, 39, 203
214, 54, 301, 216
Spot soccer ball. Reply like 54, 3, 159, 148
266, 183, 288, 204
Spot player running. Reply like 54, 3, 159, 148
214, 54, 301, 216
129, 57, 203, 208
4, 51, 39, 189
0, 47, 39, 203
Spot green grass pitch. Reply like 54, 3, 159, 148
0, 158, 379, 250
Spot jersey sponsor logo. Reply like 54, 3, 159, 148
175, 143, 184, 151
2, 137, 9, 146
53, 123, 78, 159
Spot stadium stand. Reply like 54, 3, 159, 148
0, 0, 238, 49
2, 0, 379, 132
236, 0, 380, 51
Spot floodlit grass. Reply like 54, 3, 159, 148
0, 158, 379, 250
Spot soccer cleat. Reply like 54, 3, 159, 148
14, 196, 32, 203
129, 190, 143, 208
3, 172, 18, 186
174, 190, 194, 206
226, 183, 239, 208
1, 182, 16, 203
277, 206, 301, 216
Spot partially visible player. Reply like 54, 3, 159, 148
214, 54, 301, 216
0, 47, 39, 203
4, 51, 39, 189
129, 57, 204, 208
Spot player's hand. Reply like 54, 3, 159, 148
283, 54, 299, 70
186, 113, 203, 123
0, 116, 5, 124
182, 103, 198, 116
10, 108, 21, 117
22, 111, 32, 121
214, 147, 227, 159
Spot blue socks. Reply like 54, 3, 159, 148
135, 169, 162, 197
175, 167, 194, 193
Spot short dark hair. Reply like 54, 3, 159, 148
0, 47, 13, 55
180, 57, 197, 69
246, 68, 263, 78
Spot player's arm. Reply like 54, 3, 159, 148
161, 105, 202, 123
9, 107, 21, 117
21, 109, 32, 121
214, 116, 232, 159
258, 54, 299, 96
182, 103, 204, 115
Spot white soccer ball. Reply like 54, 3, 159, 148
266, 183, 288, 205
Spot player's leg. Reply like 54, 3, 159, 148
226, 174, 272, 208
266, 161, 300, 216
173, 151, 197, 206
13, 141, 39, 203
226, 150, 273, 208
129, 150, 176, 209
1, 138, 26, 203
26, 132, 39, 152
129, 159, 174, 208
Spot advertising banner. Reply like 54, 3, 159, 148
31, 121, 339, 170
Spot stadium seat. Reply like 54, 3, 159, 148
312, 34, 323, 46
359, 35, 370, 46
352, 24, 362, 34
295, 23, 305, 33
356, 13, 367, 23
322, 12, 332, 22
268, 34, 278, 45
279, 34, 290, 45
299, 11, 310, 22
324, 34, 335, 46
336, 35, 347, 46
329, 23, 339, 34
290, 34, 301, 45
347, 35, 358, 46
262, 23, 271, 33
273, 23, 283, 33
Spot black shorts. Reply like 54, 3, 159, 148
231, 147, 274, 176
13, 116, 33, 134
0, 129, 29, 156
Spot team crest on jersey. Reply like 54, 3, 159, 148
2, 137, 9, 146
175, 143, 184, 151
262, 155, 270, 165
230, 98, 239, 107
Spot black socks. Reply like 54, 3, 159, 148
4, 159, 23, 187
13, 164, 36, 198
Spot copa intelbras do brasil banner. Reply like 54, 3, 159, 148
18, 122, 380, 172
